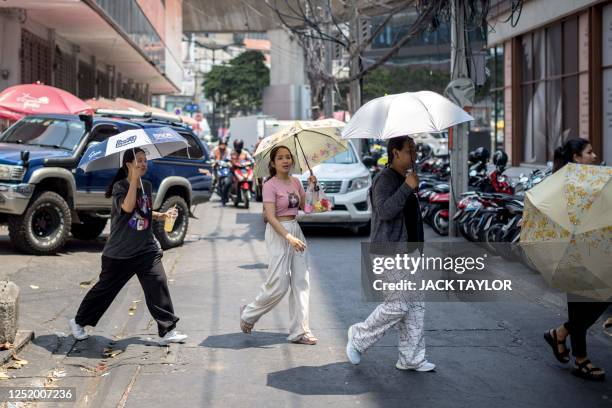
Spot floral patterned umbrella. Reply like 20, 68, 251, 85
520, 163, 612, 300
253, 119, 348, 179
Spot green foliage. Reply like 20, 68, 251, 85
203, 51, 270, 115
362, 66, 451, 102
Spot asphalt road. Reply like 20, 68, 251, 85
0, 200, 611, 408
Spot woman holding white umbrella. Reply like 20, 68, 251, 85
69, 128, 191, 346
345, 136, 435, 371
343, 91, 473, 371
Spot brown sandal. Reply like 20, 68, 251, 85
292, 334, 318, 345
240, 305, 254, 334
572, 359, 605, 382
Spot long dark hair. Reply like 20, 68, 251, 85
387, 136, 411, 165
552, 138, 590, 173
266, 145, 294, 181
105, 148, 145, 198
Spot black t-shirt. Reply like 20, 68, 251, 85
102, 179, 161, 259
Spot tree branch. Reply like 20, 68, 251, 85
338, 2, 437, 83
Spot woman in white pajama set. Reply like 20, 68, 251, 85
346, 136, 435, 372
240, 145, 318, 345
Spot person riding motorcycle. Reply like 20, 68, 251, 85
212, 138, 231, 161
232, 139, 253, 162
213, 138, 232, 206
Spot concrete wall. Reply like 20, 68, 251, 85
263, 29, 310, 119
263, 84, 311, 120
0, 11, 21, 90
268, 29, 306, 86
164, 0, 184, 91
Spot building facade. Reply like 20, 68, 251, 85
0, 0, 183, 104
488, 0, 612, 166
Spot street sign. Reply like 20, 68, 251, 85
184, 103, 199, 113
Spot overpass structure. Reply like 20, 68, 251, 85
182, 0, 401, 119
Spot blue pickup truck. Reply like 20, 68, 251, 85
0, 111, 212, 255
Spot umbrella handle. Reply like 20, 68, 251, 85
294, 135, 313, 176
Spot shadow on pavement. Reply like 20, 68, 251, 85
266, 362, 434, 396
200, 332, 288, 349
238, 263, 268, 270
0, 234, 106, 256
33, 334, 158, 358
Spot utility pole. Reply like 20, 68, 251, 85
348, 0, 363, 154
348, 1, 361, 116
447, 0, 472, 237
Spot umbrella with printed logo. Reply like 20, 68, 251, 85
78, 127, 188, 173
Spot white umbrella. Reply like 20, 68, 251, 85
341, 91, 474, 140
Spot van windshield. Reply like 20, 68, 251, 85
324, 146, 357, 164
0, 117, 85, 150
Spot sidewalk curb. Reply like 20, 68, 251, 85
0, 330, 34, 365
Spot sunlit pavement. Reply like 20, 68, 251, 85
1, 200, 611, 407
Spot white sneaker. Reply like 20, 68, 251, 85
346, 327, 361, 365
395, 360, 436, 372
158, 329, 188, 346
69, 318, 88, 341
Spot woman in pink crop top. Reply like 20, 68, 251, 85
239, 145, 319, 345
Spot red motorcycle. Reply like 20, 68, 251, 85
230, 159, 254, 209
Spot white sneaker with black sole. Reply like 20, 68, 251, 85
69, 318, 89, 341
395, 360, 436, 372
158, 329, 188, 346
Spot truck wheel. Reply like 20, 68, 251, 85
8, 191, 72, 255
153, 196, 189, 250
71, 214, 107, 241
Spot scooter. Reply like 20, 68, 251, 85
230, 159, 254, 209
213, 160, 232, 199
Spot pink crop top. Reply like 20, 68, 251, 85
263, 176, 305, 217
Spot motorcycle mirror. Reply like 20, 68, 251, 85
362, 156, 377, 167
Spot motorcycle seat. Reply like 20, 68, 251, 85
433, 184, 450, 193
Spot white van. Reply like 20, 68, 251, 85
295, 141, 372, 234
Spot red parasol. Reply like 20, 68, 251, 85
0, 83, 93, 120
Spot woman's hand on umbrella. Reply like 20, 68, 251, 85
308, 175, 317, 185
286, 233, 306, 252
405, 172, 419, 189
126, 160, 140, 183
